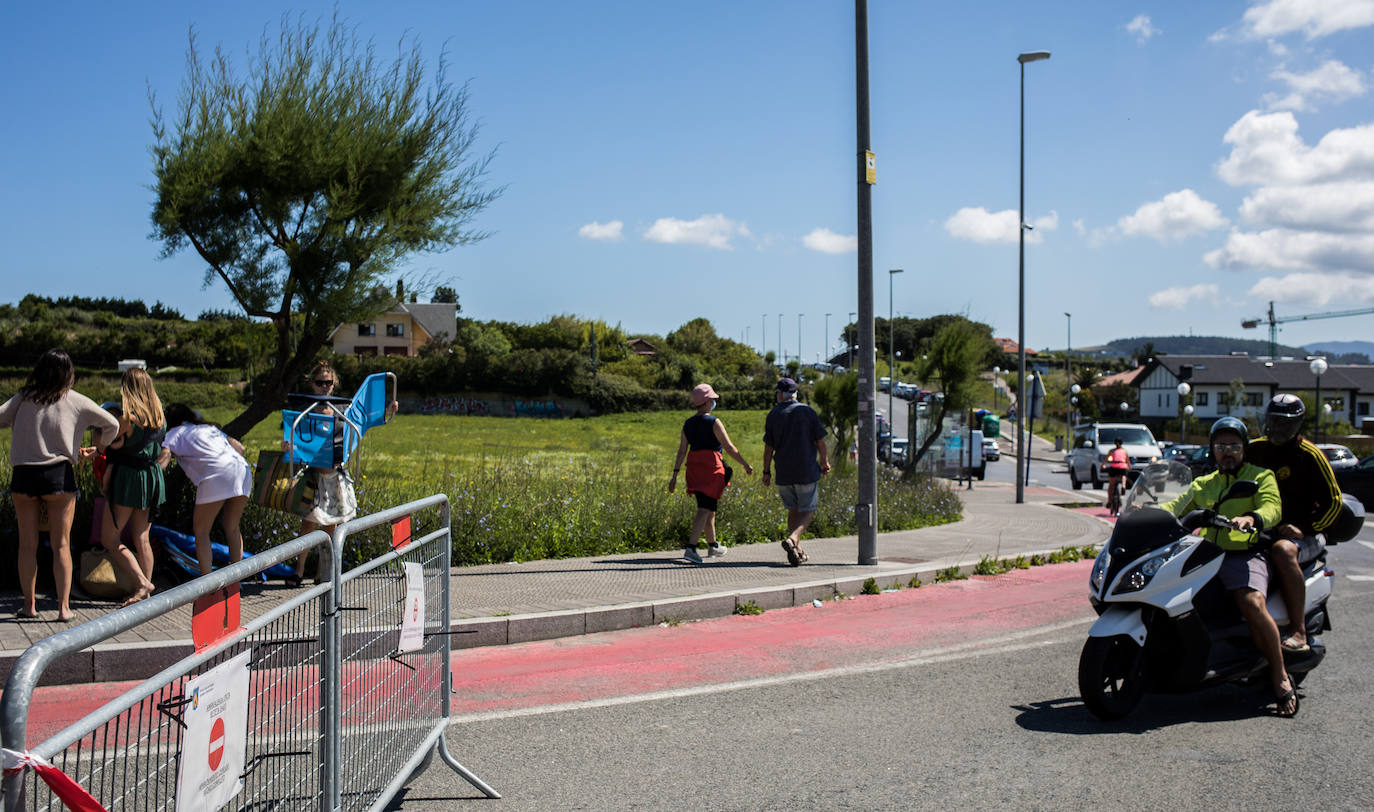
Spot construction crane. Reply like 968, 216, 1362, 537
1241, 301, 1374, 359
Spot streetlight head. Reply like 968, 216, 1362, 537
1071, 384, 1081, 395
889, 268, 904, 275
1018, 51, 1051, 64
1177, 382, 1191, 397
1310, 357, 1328, 376
1184, 405, 1194, 416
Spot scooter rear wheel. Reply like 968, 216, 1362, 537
1079, 635, 1148, 720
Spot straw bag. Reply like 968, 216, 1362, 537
79, 549, 139, 599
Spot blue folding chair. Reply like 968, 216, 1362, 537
282, 372, 396, 477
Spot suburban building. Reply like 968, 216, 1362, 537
1131, 354, 1374, 431
627, 338, 658, 356
329, 302, 457, 357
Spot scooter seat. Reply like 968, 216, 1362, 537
1294, 534, 1325, 566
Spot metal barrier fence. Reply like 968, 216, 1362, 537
1, 493, 497, 810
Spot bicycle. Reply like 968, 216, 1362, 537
1106, 471, 1126, 516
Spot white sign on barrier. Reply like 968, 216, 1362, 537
177, 650, 250, 812
398, 562, 426, 653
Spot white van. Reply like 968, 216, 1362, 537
1067, 422, 1162, 490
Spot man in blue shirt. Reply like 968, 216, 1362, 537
761, 378, 830, 566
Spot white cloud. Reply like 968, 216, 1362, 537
1238, 181, 1374, 233
578, 220, 624, 241
643, 213, 750, 250
1247, 271, 1374, 307
1265, 60, 1368, 111
1149, 283, 1221, 310
1117, 189, 1230, 240
1236, 0, 1374, 40
1125, 14, 1161, 44
1072, 218, 1087, 237
802, 227, 857, 254
1215, 111, 1374, 186
944, 207, 1057, 244
1204, 228, 1374, 273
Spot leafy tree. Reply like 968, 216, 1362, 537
812, 372, 858, 469
907, 318, 997, 468
433, 285, 459, 305
150, 13, 500, 437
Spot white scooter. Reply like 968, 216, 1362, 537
1078, 460, 1358, 721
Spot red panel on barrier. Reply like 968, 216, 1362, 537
391, 516, 412, 550
192, 584, 242, 653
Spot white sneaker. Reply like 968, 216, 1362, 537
684, 547, 703, 564
708, 544, 727, 557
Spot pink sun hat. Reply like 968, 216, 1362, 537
690, 383, 719, 406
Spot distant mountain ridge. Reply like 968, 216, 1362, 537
1089, 335, 1371, 364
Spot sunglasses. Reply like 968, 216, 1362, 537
1214, 442, 1244, 454
312, 379, 335, 387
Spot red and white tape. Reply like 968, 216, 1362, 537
2, 748, 108, 812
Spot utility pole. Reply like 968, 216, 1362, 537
855, 0, 877, 564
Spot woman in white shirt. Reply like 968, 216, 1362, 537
158, 403, 252, 575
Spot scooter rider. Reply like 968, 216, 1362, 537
1162, 417, 1296, 717
1246, 393, 1342, 654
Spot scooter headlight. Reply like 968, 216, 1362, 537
1089, 548, 1110, 593
1111, 541, 1192, 595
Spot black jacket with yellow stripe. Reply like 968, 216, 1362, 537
1246, 437, 1342, 536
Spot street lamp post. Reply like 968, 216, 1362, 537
1311, 357, 1328, 443
1016, 49, 1051, 505
761, 314, 767, 359
1177, 382, 1191, 445
1064, 312, 1071, 444
824, 313, 831, 365
798, 314, 804, 371
1070, 383, 1080, 428
889, 269, 903, 462
778, 313, 783, 365
1183, 404, 1194, 444
848, 312, 856, 368
993, 366, 1001, 413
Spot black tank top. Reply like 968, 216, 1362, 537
683, 414, 721, 452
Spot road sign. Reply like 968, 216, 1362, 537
398, 562, 426, 654
177, 650, 250, 812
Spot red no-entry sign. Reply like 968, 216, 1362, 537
208, 717, 225, 771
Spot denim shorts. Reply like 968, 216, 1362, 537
10, 461, 77, 497
776, 481, 819, 513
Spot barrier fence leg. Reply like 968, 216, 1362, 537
438, 499, 500, 799
322, 533, 342, 811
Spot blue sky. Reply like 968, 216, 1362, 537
3, 1, 1373, 359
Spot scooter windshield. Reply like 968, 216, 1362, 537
1120, 460, 1194, 515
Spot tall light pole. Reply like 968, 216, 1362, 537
1016, 49, 1051, 505
1177, 382, 1191, 444
993, 366, 1001, 413
1064, 312, 1071, 445
824, 312, 832, 364
856, 0, 878, 564
798, 313, 804, 370
761, 314, 767, 359
889, 268, 904, 462
848, 311, 857, 368
1311, 357, 1328, 444
778, 313, 784, 365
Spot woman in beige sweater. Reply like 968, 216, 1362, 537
0, 349, 119, 621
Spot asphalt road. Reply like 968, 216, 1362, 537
391, 530, 1374, 810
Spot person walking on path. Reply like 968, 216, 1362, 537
668, 383, 754, 564
158, 403, 253, 576
100, 368, 166, 607
0, 349, 120, 621
761, 378, 829, 566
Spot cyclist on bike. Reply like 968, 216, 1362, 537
1105, 437, 1131, 515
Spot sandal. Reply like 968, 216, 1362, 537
1280, 636, 1311, 653
781, 540, 800, 567
284, 574, 304, 589
1275, 677, 1300, 718
796, 548, 809, 564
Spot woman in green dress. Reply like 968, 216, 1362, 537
99, 367, 163, 606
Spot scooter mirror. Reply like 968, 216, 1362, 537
1217, 479, 1259, 505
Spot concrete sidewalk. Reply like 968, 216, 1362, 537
1, 480, 1110, 686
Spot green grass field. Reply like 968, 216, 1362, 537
3, 408, 963, 570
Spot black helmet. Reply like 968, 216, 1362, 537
1326, 493, 1366, 544
1209, 416, 1249, 446
1264, 393, 1305, 446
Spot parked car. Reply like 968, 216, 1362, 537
982, 436, 1000, 461
1317, 443, 1360, 471
1180, 444, 1215, 477
1336, 454, 1374, 511
1163, 444, 1201, 463
1066, 422, 1163, 490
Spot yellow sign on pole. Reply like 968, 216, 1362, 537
865, 150, 876, 185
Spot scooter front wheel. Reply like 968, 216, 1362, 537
1079, 635, 1148, 720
